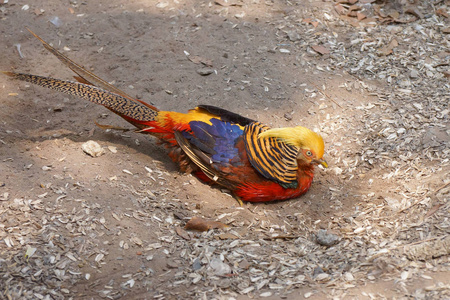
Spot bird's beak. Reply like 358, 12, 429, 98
313, 158, 328, 168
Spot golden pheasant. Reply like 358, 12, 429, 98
3, 30, 327, 203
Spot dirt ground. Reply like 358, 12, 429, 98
0, 0, 449, 299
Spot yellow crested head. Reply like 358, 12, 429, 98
258, 126, 325, 160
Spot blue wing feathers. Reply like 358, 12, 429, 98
184, 119, 244, 166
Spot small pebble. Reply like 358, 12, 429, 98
81, 140, 105, 157
316, 229, 340, 247
410, 69, 419, 78
197, 67, 214, 76
192, 258, 202, 271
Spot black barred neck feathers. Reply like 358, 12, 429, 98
258, 126, 325, 159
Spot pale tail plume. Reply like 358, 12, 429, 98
25, 27, 141, 104
3, 28, 159, 127
3, 72, 158, 122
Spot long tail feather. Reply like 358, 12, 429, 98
25, 28, 158, 111
3, 72, 158, 124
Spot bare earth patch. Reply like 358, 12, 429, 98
0, 0, 449, 299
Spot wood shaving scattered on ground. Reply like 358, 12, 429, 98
0, 0, 448, 299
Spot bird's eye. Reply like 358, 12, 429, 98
306, 150, 313, 157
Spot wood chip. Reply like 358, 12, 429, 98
175, 227, 191, 240
311, 45, 330, 55
404, 236, 450, 261
184, 216, 228, 231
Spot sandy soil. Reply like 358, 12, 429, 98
1, 0, 449, 299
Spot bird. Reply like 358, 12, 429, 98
3, 29, 328, 203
